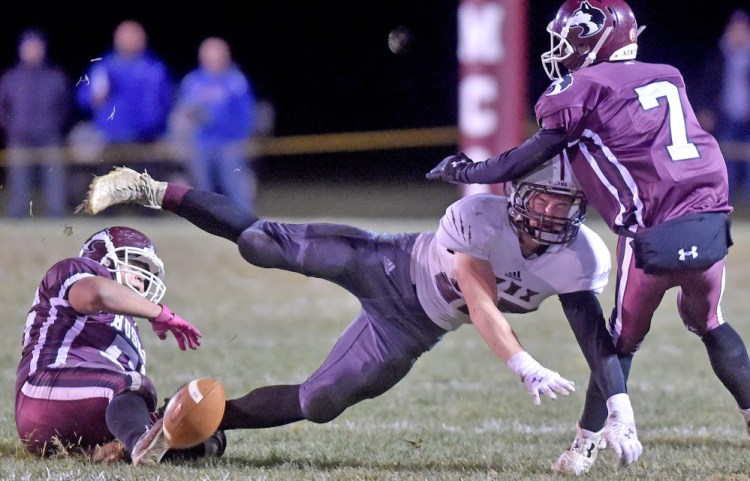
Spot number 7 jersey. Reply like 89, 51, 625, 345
536, 61, 731, 232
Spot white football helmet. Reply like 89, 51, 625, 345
507, 155, 586, 245
79, 226, 166, 303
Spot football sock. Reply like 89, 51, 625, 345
162, 183, 192, 210
579, 379, 608, 431
106, 391, 152, 453
702, 323, 750, 408
170, 187, 259, 243
219, 384, 304, 430
579, 353, 633, 431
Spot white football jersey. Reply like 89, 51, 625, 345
410, 194, 610, 331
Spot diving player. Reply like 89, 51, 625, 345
78, 159, 639, 467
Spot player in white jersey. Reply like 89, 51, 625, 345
413, 193, 609, 331
77, 158, 639, 468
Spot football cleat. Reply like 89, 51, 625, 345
739, 406, 750, 437
203, 430, 227, 458
552, 423, 606, 475
131, 417, 169, 466
91, 439, 126, 464
77, 166, 166, 215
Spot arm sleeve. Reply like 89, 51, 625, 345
559, 290, 626, 398
461, 128, 567, 184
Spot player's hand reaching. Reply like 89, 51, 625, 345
604, 393, 642, 468
425, 152, 475, 184
506, 351, 575, 405
149, 304, 202, 350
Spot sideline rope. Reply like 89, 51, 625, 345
0, 126, 460, 166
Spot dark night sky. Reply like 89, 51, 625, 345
1, 1, 748, 181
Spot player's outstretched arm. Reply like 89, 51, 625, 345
559, 291, 626, 399
559, 290, 642, 467
426, 128, 567, 184
454, 252, 574, 405
68, 276, 202, 350
69, 276, 164, 318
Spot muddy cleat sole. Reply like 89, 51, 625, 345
740, 406, 750, 437
131, 418, 169, 466
91, 439, 126, 464
76, 166, 166, 215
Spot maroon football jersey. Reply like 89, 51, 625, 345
16, 257, 147, 392
536, 61, 731, 231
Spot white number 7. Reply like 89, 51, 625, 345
635, 81, 699, 161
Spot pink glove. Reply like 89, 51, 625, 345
149, 304, 202, 350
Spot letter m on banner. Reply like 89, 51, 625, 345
458, 0, 528, 196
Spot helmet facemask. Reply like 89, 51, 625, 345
542, 18, 615, 80
102, 246, 166, 304
541, 20, 576, 81
508, 182, 587, 245
79, 227, 166, 304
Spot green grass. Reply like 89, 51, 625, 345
3, 214, 750, 480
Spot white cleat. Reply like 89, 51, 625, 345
77, 166, 166, 215
739, 406, 750, 437
131, 417, 169, 466
552, 423, 606, 476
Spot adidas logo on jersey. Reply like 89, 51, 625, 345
504, 271, 522, 282
383, 257, 396, 276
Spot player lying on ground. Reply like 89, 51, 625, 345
427, 0, 747, 475
15, 226, 222, 465
78, 160, 641, 470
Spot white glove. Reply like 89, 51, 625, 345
506, 351, 575, 405
604, 393, 642, 467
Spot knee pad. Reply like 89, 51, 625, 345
299, 387, 345, 424
237, 225, 280, 268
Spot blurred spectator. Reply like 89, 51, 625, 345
75, 20, 172, 177
696, 10, 750, 202
172, 37, 256, 210
0, 29, 71, 218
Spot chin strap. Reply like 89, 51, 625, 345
581, 26, 613, 70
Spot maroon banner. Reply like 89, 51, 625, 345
458, 0, 528, 195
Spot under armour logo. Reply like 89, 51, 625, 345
585, 442, 596, 458
451, 161, 461, 168
678, 246, 698, 261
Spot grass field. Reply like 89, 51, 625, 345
3, 208, 750, 480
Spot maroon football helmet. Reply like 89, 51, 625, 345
79, 226, 166, 303
541, 0, 644, 80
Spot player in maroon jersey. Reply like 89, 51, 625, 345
428, 0, 748, 475
15, 226, 207, 465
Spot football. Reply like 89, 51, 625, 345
162, 378, 226, 449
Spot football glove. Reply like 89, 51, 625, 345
149, 304, 202, 350
425, 152, 475, 184
604, 393, 642, 468
506, 351, 575, 405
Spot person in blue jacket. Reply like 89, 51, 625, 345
77, 20, 172, 145
75, 20, 173, 188
173, 37, 256, 209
